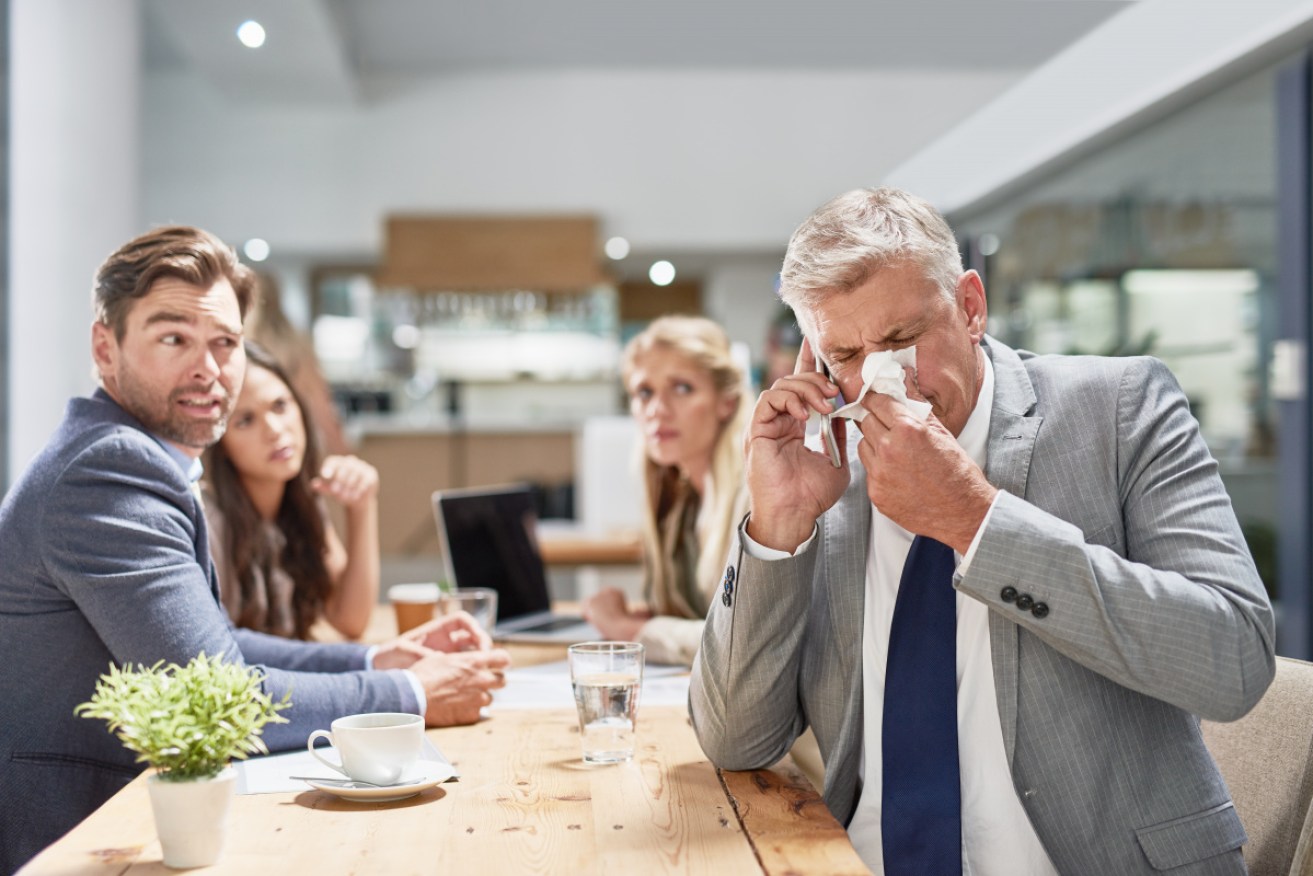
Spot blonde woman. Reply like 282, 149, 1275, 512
583, 315, 749, 666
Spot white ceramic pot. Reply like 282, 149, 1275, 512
146, 766, 237, 868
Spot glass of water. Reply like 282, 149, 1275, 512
439, 587, 498, 635
568, 641, 644, 764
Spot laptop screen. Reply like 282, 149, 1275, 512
432, 485, 551, 622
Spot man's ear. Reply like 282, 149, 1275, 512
91, 321, 117, 382
957, 271, 988, 341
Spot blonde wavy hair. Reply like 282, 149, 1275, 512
623, 316, 750, 615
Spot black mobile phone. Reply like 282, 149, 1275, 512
816, 360, 842, 468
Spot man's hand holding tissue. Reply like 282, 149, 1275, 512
857, 390, 997, 555
744, 338, 851, 552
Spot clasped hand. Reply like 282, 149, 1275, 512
582, 587, 653, 641
372, 611, 511, 726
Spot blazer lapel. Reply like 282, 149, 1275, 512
824, 428, 873, 799
981, 338, 1042, 766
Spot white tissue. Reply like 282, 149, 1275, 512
829, 348, 932, 423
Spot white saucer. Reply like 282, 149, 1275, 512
304, 761, 456, 802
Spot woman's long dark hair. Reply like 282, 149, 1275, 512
205, 342, 332, 639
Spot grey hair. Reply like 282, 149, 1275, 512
778, 187, 963, 334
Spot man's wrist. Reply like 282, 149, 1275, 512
745, 511, 816, 554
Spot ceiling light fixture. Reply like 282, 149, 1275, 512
243, 238, 271, 262
604, 237, 630, 260
649, 260, 676, 287
236, 20, 266, 49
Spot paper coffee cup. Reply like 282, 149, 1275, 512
389, 583, 441, 633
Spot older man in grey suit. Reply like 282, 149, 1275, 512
0, 226, 511, 873
690, 187, 1275, 875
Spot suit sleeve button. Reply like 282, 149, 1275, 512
1015, 593, 1034, 611
1031, 602, 1049, 619
724, 566, 736, 586
1000, 586, 1018, 603
722, 592, 732, 607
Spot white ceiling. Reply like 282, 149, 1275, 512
144, 0, 1136, 104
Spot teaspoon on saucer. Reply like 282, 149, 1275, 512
290, 775, 424, 789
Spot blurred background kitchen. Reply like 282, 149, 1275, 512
5, 0, 1313, 657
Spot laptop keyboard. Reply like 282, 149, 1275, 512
512, 616, 587, 633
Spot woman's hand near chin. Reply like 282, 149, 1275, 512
316, 454, 382, 639
582, 587, 653, 641
311, 455, 380, 509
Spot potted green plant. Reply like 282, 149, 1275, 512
76, 652, 290, 868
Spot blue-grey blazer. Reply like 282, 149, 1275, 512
0, 391, 416, 873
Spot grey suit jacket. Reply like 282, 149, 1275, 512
690, 338, 1276, 875
0, 391, 416, 873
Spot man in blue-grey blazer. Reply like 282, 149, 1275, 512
0, 226, 511, 873
690, 188, 1275, 875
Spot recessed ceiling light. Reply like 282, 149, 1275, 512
236, 20, 266, 49
243, 238, 270, 262
649, 260, 676, 287
604, 236, 630, 260
392, 324, 421, 350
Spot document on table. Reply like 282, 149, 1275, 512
487, 660, 691, 711
234, 737, 456, 795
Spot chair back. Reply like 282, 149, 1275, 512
1201, 656, 1313, 876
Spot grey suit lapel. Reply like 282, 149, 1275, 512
980, 337, 1042, 765
86, 389, 225, 605
821, 429, 873, 798
827, 439, 872, 679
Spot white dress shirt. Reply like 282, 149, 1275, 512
746, 353, 1058, 875
844, 354, 1056, 874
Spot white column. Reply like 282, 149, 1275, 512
8, 0, 139, 482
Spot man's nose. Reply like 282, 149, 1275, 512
191, 347, 221, 381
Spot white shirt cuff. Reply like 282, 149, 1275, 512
957, 492, 1002, 576
400, 670, 426, 714
740, 518, 818, 560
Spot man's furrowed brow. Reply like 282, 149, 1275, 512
825, 343, 863, 362
142, 310, 195, 328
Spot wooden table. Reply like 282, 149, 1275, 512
20, 644, 869, 876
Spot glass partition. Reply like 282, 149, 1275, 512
952, 59, 1287, 612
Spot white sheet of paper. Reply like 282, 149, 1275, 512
234, 737, 456, 795
486, 660, 691, 711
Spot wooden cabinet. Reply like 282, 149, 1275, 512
357, 429, 575, 555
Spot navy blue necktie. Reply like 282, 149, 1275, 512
882, 535, 962, 876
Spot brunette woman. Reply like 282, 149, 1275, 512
203, 343, 379, 639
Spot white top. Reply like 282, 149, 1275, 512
745, 353, 1058, 874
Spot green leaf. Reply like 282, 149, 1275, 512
75, 652, 291, 779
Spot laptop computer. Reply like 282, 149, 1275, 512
431, 484, 600, 643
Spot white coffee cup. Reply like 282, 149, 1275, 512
307, 713, 423, 786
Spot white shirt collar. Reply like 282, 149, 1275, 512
151, 436, 204, 484
955, 346, 995, 468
